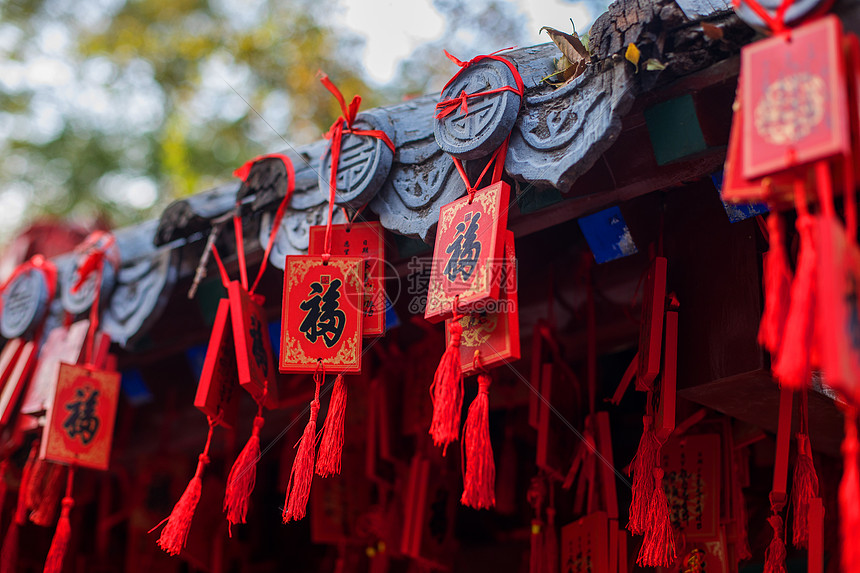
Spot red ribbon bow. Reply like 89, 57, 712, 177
435, 48, 525, 120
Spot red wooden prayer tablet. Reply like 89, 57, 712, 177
194, 298, 240, 428
309, 222, 386, 336
561, 511, 610, 573
661, 434, 721, 541
425, 181, 509, 322
0, 340, 38, 429
450, 230, 520, 375
637, 256, 666, 391
281, 256, 364, 373
741, 15, 850, 179
40, 362, 120, 471
228, 281, 278, 408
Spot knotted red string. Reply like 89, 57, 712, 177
435, 48, 524, 119
233, 154, 297, 294
319, 73, 395, 262
0, 255, 58, 320
71, 231, 118, 366
732, 0, 795, 33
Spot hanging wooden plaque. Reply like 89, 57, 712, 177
449, 230, 519, 374
309, 222, 386, 336
193, 298, 240, 428
40, 362, 120, 471
741, 15, 850, 179
661, 434, 721, 541
280, 256, 364, 373
561, 511, 610, 573
0, 340, 38, 428
425, 181, 509, 322
228, 281, 279, 408
21, 320, 91, 415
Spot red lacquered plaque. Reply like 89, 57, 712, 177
309, 222, 386, 336
817, 217, 860, 403
425, 181, 509, 322
449, 230, 519, 375
194, 298, 239, 428
40, 363, 120, 471
228, 281, 278, 408
281, 256, 364, 373
741, 15, 850, 179
637, 256, 666, 391
561, 511, 610, 573
661, 434, 721, 541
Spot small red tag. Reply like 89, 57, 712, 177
228, 281, 279, 407
450, 230, 519, 375
561, 511, 610, 573
280, 256, 364, 373
425, 181, 509, 322
308, 222, 386, 336
661, 434, 722, 541
741, 15, 850, 179
40, 362, 120, 471
194, 298, 240, 428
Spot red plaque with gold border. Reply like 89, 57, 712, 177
448, 230, 519, 375
194, 298, 240, 428
228, 281, 278, 408
40, 363, 120, 471
309, 222, 386, 336
741, 15, 850, 179
280, 256, 364, 373
425, 181, 509, 323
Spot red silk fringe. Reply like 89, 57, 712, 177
627, 415, 658, 535
764, 513, 787, 573
316, 374, 347, 478
840, 409, 860, 573
43, 496, 73, 573
461, 373, 495, 509
283, 395, 320, 522
155, 453, 209, 555
791, 433, 818, 549
773, 216, 816, 388
636, 468, 676, 568
25, 457, 48, 510
758, 213, 792, 354
224, 415, 263, 531
430, 321, 464, 455
30, 463, 65, 527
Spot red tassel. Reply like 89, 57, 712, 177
1, 442, 39, 573
153, 452, 209, 555
758, 212, 792, 354
840, 409, 860, 573
461, 373, 495, 509
283, 379, 321, 523
764, 513, 787, 573
43, 497, 73, 573
42, 466, 75, 573
30, 463, 65, 527
791, 433, 818, 548
224, 415, 263, 531
316, 374, 347, 478
773, 215, 816, 389
636, 468, 676, 568
430, 320, 464, 455
627, 415, 659, 535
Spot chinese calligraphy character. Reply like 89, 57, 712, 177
299, 278, 346, 348
64, 386, 100, 445
444, 212, 482, 282
249, 315, 269, 377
